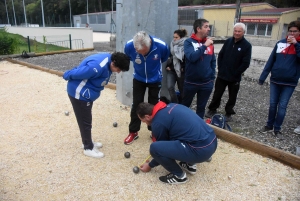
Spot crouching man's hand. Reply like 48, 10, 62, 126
140, 162, 151, 172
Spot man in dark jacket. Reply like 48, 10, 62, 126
205, 23, 252, 122
137, 97, 217, 185
182, 19, 216, 119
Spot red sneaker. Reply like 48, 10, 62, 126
124, 132, 139, 145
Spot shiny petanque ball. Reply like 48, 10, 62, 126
113, 122, 118, 127
124, 151, 130, 158
133, 166, 140, 174
64, 111, 69, 116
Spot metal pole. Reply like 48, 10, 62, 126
23, 0, 28, 26
234, 0, 241, 24
5, 0, 10, 24
41, 0, 45, 27
69, 34, 72, 50
27, 36, 31, 52
87, 0, 89, 24
12, 0, 17, 26
111, 0, 113, 34
69, 0, 72, 27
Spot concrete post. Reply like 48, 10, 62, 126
115, 0, 178, 106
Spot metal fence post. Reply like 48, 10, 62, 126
69, 34, 72, 49
27, 36, 31, 52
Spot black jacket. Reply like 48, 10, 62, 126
217, 36, 252, 82
166, 55, 186, 74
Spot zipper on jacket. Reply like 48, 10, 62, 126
143, 47, 157, 83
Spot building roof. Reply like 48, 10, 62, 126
241, 7, 300, 16
178, 3, 275, 10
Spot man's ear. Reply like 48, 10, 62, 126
145, 114, 152, 120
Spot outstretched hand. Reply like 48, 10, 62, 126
139, 162, 151, 172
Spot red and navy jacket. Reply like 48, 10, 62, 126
184, 34, 216, 84
259, 37, 300, 86
148, 101, 216, 168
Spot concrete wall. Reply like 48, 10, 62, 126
6, 27, 94, 49
115, 0, 178, 106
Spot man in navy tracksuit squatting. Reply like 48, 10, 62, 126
124, 31, 169, 145
182, 18, 216, 119
137, 97, 218, 184
63, 52, 130, 158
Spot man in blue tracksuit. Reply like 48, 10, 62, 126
137, 97, 218, 184
182, 18, 216, 119
63, 52, 130, 158
124, 31, 169, 145
259, 20, 300, 138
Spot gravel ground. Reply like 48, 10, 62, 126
13, 42, 300, 155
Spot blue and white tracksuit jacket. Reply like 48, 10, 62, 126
124, 35, 169, 83
63, 53, 113, 102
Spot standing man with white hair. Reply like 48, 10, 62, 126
123, 31, 169, 145
205, 22, 252, 122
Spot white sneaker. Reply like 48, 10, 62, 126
81, 142, 103, 149
83, 147, 104, 158
294, 126, 300, 135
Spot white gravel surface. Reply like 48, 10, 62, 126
1, 61, 300, 200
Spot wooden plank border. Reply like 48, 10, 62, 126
210, 125, 300, 170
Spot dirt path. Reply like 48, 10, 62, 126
0, 61, 299, 201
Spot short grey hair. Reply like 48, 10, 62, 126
133, 31, 151, 50
234, 23, 246, 32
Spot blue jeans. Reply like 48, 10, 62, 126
166, 70, 184, 103
182, 81, 214, 118
266, 82, 295, 131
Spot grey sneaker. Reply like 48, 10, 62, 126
205, 110, 216, 118
294, 126, 300, 135
179, 162, 197, 175
259, 126, 273, 134
159, 172, 188, 185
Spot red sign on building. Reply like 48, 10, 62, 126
240, 18, 278, 23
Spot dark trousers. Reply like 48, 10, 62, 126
166, 70, 184, 103
208, 77, 240, 115
68, 95, 94, 150
129, 79, 161, 132
182, 81, 214, 119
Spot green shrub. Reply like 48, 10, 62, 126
0, 28, 19, 55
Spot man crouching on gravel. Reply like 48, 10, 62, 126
137, 97, 217, 184
63, 52, 130, 159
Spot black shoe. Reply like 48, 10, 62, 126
225, 114, 233, 122
159, 173, 188, 185
205, 110, 216, 118
206, 157, 212, 162
274, 130, 285, 140
179, 162, 197, 175
259, 126, 273, 134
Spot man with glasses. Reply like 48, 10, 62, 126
259, 20, 300, 138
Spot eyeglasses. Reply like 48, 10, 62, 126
288, 30, 299, 33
